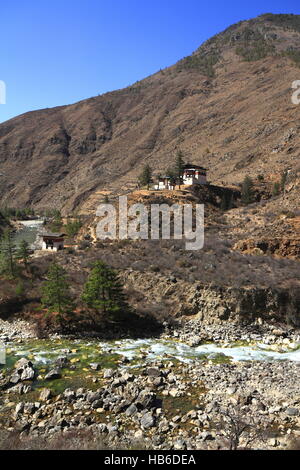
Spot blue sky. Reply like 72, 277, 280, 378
1, 0, 300, 123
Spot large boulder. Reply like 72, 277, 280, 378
9, 357, 35, 384
20, 367, 35, 381
15, 358, 33, 370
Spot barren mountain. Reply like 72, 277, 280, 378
0, 13, 300, 214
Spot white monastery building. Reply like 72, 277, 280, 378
155, 164, 208, 190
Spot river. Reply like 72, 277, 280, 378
1, 336, 299, 394
6, 337, 300, 368
13, 219, 44, 248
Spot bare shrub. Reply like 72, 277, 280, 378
0, 428, 121, 450
215, 402, 268, 450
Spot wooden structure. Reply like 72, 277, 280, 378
42, 232, 65, 252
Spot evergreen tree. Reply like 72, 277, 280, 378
281, 170, 288, 193
241, 176, 255, 205
41, 263, 73, 319
0, 229, 17, 278
65, 219, 82, 238
50, 210, 63, 232
272, 182, 281, 197
174, 151, 185, 188
16, 239, 31, 271
166, 167, 177, 187
138, 164, 153, 190
82, 261, 129, 321
15, 280, 25, 297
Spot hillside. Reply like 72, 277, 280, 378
0, 13, 300, 214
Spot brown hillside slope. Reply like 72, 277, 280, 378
0, 13, 300, 214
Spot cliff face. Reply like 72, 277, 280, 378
121, 270, 300, 326
0, 14, 300, 214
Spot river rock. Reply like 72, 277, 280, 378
21, 366, 35, 381
9, 372, 21, 385
140, 412, 155, 429
15, 358, 32, 369
98, 423, 108, 433
86, 391, 102, 403
188, 336, 202, 347
286, 408, 299, 417
15, 402, 24, 415
174, 439, 187, 450
55, 356, 70, 367
126, 404, 138, 417
23, 402, 36, 415
63, 389, 76, 400
208, 353, 226, 360
119, 356, 130, 364
45, 369, 61, 380
39, 388, 52, 401
146, 367, 162, 377
103, 369, 115, 379
136, 390, 157, 409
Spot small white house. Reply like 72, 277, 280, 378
154, 176, 175, 191
42, 233, 65, 252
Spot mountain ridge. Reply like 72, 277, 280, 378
0, 13, 300, 214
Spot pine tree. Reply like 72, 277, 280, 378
166, 167, 177, 187
241, 176, 255, 205
15, 280, 25, 297
138, 164, 153, 190
16, 239, 31, 271
82, 261, 129, 321
281, 170, 288, 193
50, 210, 62, 232
272, 182, 281, 197
0, 229, 17, 278
65, 219, 82, 238
174, 151, 185, 189
41, 262, 73, 319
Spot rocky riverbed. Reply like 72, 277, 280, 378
0, 319, 35, 342
0, 319, 300, 450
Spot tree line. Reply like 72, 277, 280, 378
41, 260, 130, 331
241, 170, 288, 206
0, 228, 130, 331
0, 229, 31, 279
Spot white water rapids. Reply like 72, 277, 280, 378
10, 338, 300, 366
